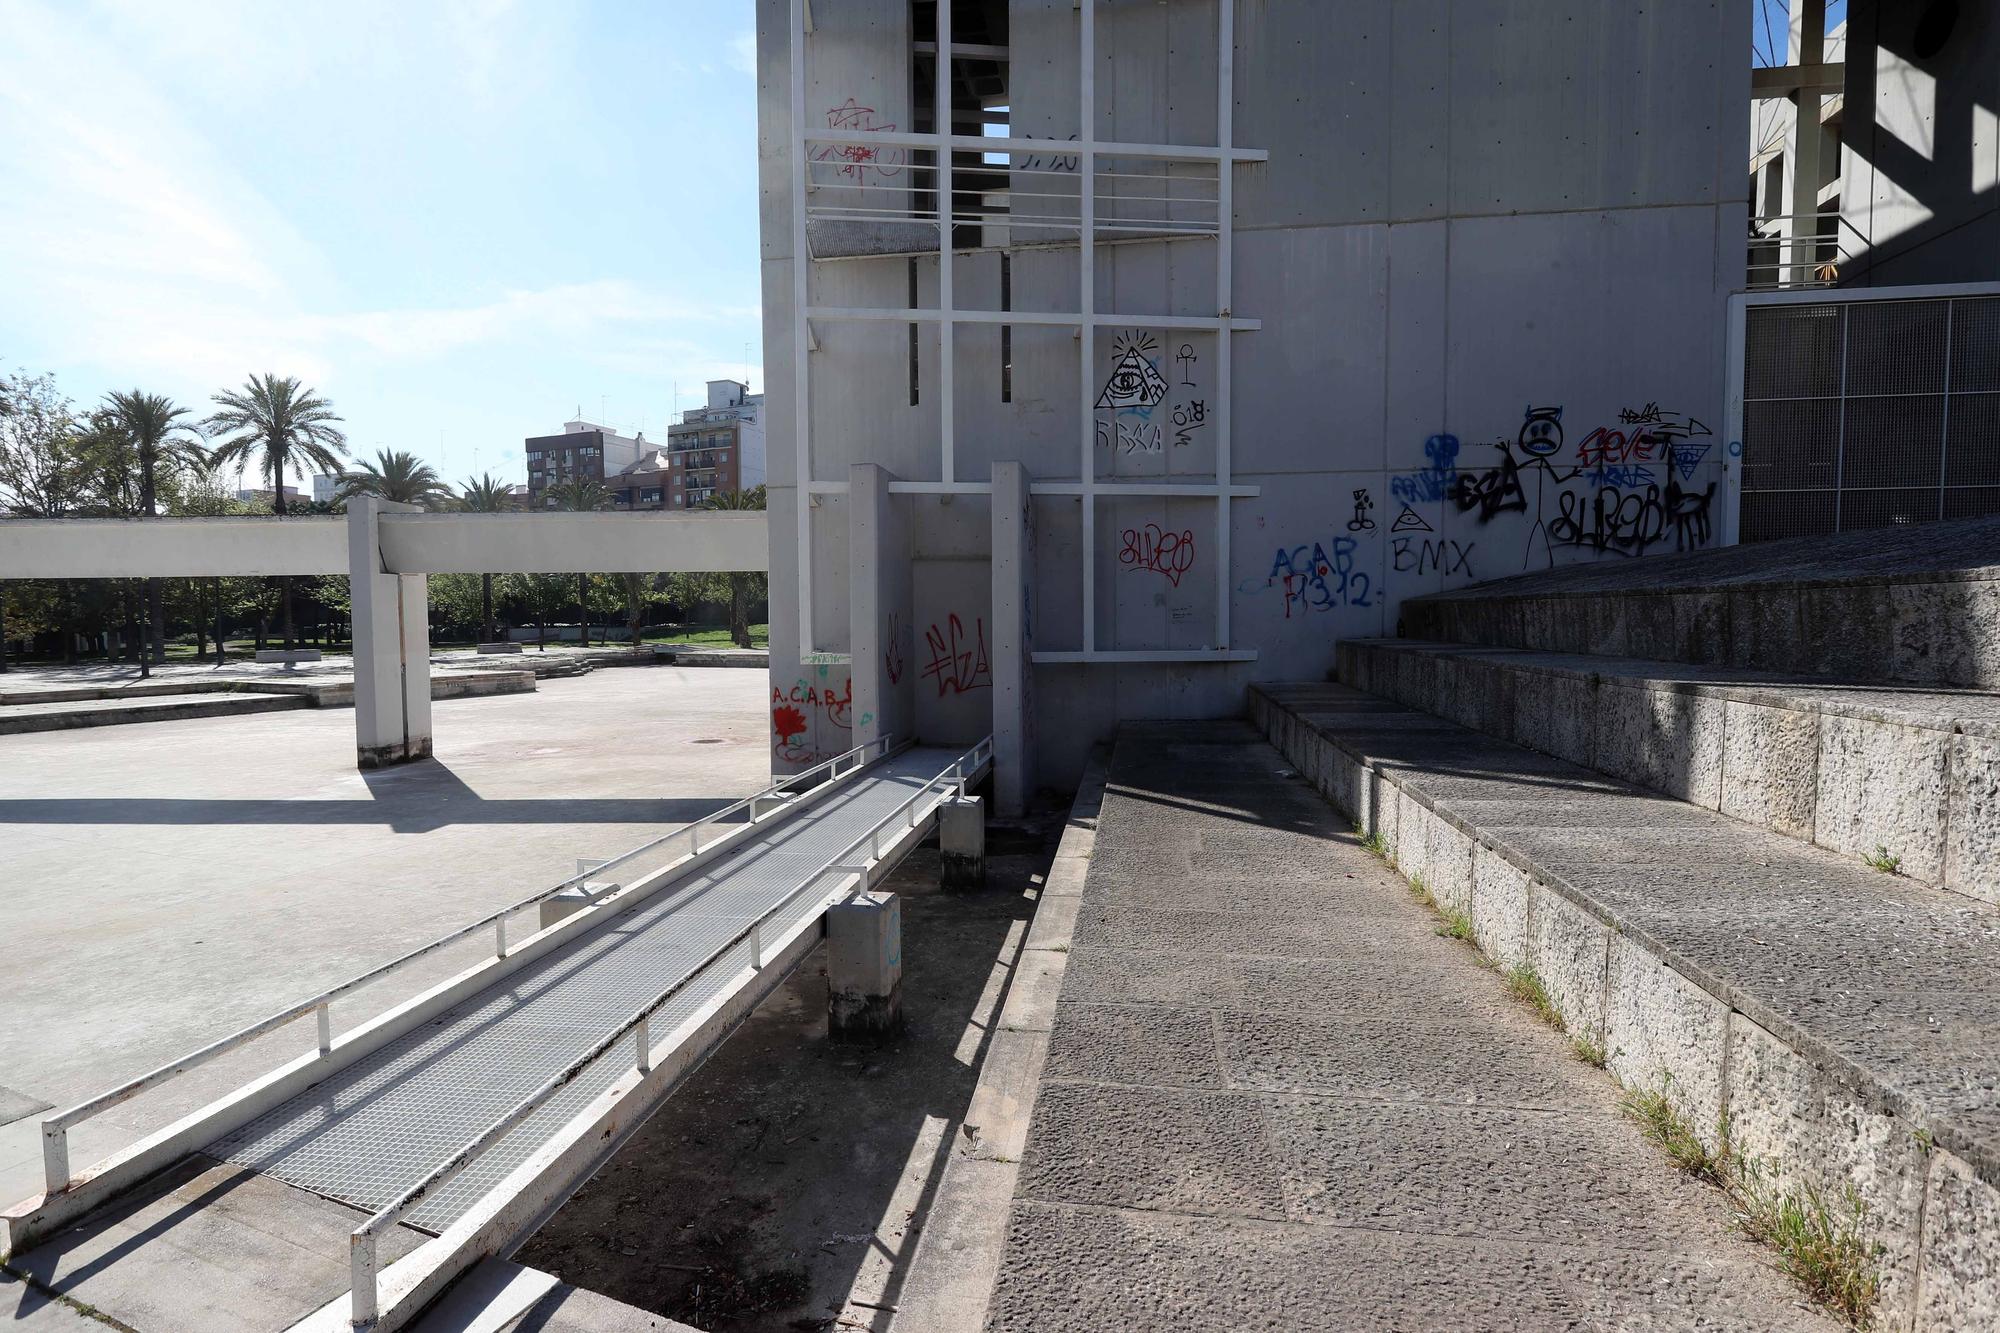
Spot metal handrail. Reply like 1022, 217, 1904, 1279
346, 735, 992, 1327
36, 737, 892, 1197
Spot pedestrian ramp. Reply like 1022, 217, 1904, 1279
2, 736, 990, 1332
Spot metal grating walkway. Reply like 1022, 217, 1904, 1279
213, 748, 958, 1233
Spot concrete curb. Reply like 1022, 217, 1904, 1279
1337, 638, 2000, 906
0, 672, 536, 734
1251, 683, 2000, 1332
887, 750, 1108, 1333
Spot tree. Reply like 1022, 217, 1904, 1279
338, 448, 452, 509
458, 472, 513, 644
0, 374, 92, 666
499, 573, 574, 651
104, 390, 208, 662
547, 477, 608, 645
700, 485, 768, 648
205, 374, 347, 650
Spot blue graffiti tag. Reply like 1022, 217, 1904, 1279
1390, 433, 1460, 504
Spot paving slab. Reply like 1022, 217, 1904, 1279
986, 721, 1837, 1331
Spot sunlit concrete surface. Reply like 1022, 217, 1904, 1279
0, 667, 771, 1208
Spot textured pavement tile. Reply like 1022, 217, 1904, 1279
1014, 1083, 1287, 1220
1070, 902, 1366, 957
1042, 1004, 1224, 1088
1260, 1096, 1721, 1246
1212, 1010, 1583, 1105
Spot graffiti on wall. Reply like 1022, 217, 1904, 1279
1240, 537, 1375, 617
1119, 524, 1197, 587
885, 611, 906, 686
772, 669, 853, 765
810, 99, 906, 181
1095, 331, 1208, 453
922, 614, 991, 696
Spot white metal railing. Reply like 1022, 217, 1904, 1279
35, 738, 892, 1199
346, 736, 992, 1326
1746, 211, 1869, 289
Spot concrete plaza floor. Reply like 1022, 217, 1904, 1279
0, 666, 772, 1210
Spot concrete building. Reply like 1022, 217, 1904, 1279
235, 485, 302, 508
311, 474, 340, 505
754, 0, 1752, 791
523, 418, 647, 509
608, 380, 767, 510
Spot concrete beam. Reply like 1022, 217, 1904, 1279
0, 511, 767, 580
376, 512, 766, 575
1749, 63, 1845, 99
0, 516, 345, 578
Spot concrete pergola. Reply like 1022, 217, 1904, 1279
0, 503, 766, 767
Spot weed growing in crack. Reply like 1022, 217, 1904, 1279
1504, 963, 1564, 1031
1865, 845, 1901, 875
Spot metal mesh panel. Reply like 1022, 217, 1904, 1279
1740, 293, 2000, 542
1744, 304, 1842, 399
1836, 487, 1943, 531
1946, 395, 2000, 487
1844, 300, 1949, 396
1944, 486, 2000, 521
1741, 399, 1840, 491
1840, 396, 1945, 490
1952, 299, 2000, 392
1740, 489, 1838, 542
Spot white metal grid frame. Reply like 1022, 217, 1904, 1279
788, 0, 1264, 664
1723, 280, 2000, 545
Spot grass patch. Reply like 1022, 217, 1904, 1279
1571, 1032, 1609, 1068
1434, 906, 1475, 942
1619, 1075, 1884, 1326
1356, 828, 1389, 859
1619, 1076, 1731, 1186
1735, 1162, 1883, 1327
1864, 845, 1901, 875
1504, 964, 1564, 1031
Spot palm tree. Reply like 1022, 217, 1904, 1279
700, 485, 767, 648
458, 472, 513, 644
104, 390, 208, 663
338, 448, 451, 509
205, 374, 347, 650
548, 477, 608, 646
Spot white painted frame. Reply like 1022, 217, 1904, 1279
788, 0, 1262, 664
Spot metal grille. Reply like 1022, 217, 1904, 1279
1740, 294, 2000, 541
213, 749, 956, 1233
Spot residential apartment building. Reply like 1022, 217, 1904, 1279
523, 418, 647, 508
608, 380, 767, 510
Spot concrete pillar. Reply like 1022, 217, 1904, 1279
940, 795, 986, 891
850, 463, 913, 752
347, 497, 433, 769
990, 462, 1035, 815
827, 890, 903, 1043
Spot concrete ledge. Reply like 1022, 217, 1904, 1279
1338, 638, 2000, 907
254, 649, 322, 664
1399, 518, 2000, 689
0, 692, 309, 734
1251, 681, 2000, 1331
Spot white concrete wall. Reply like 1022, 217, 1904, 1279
758, 0, 1751, 786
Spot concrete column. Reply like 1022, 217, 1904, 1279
849, 463, 913, 751
940, 795, 986, 891
827, 890, 903, 1043
990, 462, 1035, 815
1789, 0, 1827, 284
347, 498, 433, 769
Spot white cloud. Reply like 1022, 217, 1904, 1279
727, 30, 758, 77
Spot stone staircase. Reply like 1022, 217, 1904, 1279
1254, 519, 2000, 1331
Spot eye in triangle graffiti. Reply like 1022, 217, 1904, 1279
1668, 440, 1712, 481
1389, 504, 1433, 533
1095, 347, 1171, 412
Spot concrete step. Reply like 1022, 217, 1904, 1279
1336, 638, 2000, 907
1251, 681, 2000, 1332
1399, 514, 2000, 688
0, 691, 308, 734
407, 1258, 697, 1332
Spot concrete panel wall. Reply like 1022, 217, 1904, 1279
759, 0, 1752, 783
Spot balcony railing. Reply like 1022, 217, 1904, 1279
1746, 211, 1869, 290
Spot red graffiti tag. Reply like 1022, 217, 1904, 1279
1119, 524, 1197, 587
1575, 426, 1656, 468
808, 99, 906, 180
772, 704, 808, 745
922, 614, 991, 696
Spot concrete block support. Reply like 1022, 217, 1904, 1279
827, 891, 903, 1044
347, 498, 432, 769
940, 795, 986, 891
990, 462, 1035, 817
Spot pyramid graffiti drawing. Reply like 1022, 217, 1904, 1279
1096, 347, 1171, 413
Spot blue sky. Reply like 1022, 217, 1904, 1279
0, 0, 761, 489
